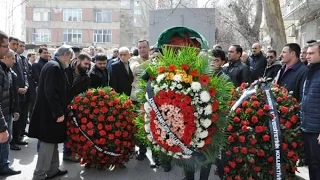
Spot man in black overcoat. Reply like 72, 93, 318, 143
29, 45, 73, 180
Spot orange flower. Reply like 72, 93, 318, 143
181, 64, 190, 71
190, 70, 199, 77
157, 66, 165, 73
167, 65, 176, 72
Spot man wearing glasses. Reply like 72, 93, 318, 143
263, 50, 282, 80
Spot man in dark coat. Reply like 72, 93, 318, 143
263, 50, 282, 80
225, 45, 251, 87
300, 41, 320, 180
248, 43, 267, 81
29, 46, 73, 180
31, 47, 49, 86
63, 53, 91, 161
0, 35, 21, 175
89, 53, 108, 88
109, 47, 133, 96
26, 53, 37, 124
275, 43, 307, 101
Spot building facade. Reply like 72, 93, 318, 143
25, 0, 121, 47
281, 0, 320, 46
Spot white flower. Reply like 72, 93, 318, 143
144, 102, 152, 113
200, 91, 211, 103
199, 130, 209, 138
173, 74, 182, 82
191, 82, 202, 92
204, 104, 212, 115
201, 118, 212, 128
176, 84, 183, 89
160, 83, 169, 90
167, 151, 173, 156
147, 134, 153, 141
156, 74, 165, 83
197, 141, 205, 148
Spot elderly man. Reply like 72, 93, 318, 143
248, 43, 267, 81
29, 45, 74, 180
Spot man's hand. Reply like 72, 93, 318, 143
317, 134, 320, 145
56, 115, 65, 123
0, 130, 9, 143
13, 113, 20, 121
17, 88, 27, 94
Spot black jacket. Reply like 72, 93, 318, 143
65, 60, 91, 104
29, 58, 69, 143
276, 60, 307, 101
12, 54, 28, 102
225, 60, 251, 87
31, 57, 48, 86
89, 65, 108, 89
248, 53, 267, 81
263, 61, 282, 80
27, 62, 37, 101
109, 61, 133, 96
301, 63, 320, 133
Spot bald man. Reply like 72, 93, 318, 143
248, 43, 267, 81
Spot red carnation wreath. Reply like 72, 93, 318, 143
66, 87, 137, 169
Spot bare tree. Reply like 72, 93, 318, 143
262, 0, 287, 54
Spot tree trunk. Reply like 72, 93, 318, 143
263, 0, 287, 54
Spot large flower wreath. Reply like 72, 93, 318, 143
223, 81, 304, 180
66, 87, 137, 169
135, 47, 233, 168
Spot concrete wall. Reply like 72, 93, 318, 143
149, 8, 215, 48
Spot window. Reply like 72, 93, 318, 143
63, 29, 82, 43
63, 9, 82, 22
94, 9, 112, 23
32, 29, 51, 42
33, 8, 51, 21
94, 30, 112, 43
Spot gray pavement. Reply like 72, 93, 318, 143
5, 137, 310, 180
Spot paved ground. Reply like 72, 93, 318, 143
4, 137, 310, 180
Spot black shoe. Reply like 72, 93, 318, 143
21, 131, 28, 137
136, 153, 146, 161
10, 144, 21, 151
163, 164, 171, 172
46, 169, 68, 179
0, 168, 21, 176
15, 140, 28, 145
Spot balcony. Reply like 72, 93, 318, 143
282, 0, 320, 20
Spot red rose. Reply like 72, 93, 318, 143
212, 100, 219, 112
209, 88, 217, 96
190, 70, 199, 77
280, 106, 289, 114
115, 139, 121, 146
181, 64, 190, 71
99, 130, 106, 136
227, 125, 233, 132
290, 115, 298, 124
267, 156, 273, 162
79, 106, 84, 111
236, 157, 242, 163
86, 90, 93, 96
257, 150, 265, 157
87, 122, 94, 129
253, 166, 261, 172
84, 109, 90, 114
83, 97, 89, 103
98, 101, 105, 106
228, 161, 236, 169
241, 120, 249, 126
104, 95, 109, 99
114, 98, 120, 104
81, 117, 88, 124
235, 108, 242, 114
241, 125, 248, 132
93, 108, 100, 114
228, 136, 235, 143
282, 143, 288, 151
251, 116, 258, 124
157, 66, 165, 73
115, 122, 121, 128
205, 137, 212, 145
287, 150, 294, 158
105, 125, 112, 131
97, 123, 103, 130
263, 104, 270, 111
107, 116, 114, 122
199, 75, 210, 86
238, 135, 245, 143
80, 125, 86, 131
98, 90, 105, 96
92, 96, 98, 101
99, 138, 106, 145
284, 121, 292, 129
97, 115, 104, 122
257, 109, 265, 117
118, 114, 124, 120
252, 101, 260, 108
101, 107, 108, 113
108, 101, 114, 106
168, 65, 176, 72
223, 166, 230, 173
115, 131, 122, 137
235, 176, 241, 180
87, 130, 94, 136
89, 114, 94, 119
211, 113, 219, 122
127, 125, 132, 131
249, 147, 257, 154
255, 126, 265, 133
262, 134, 270, 142
123, 131, 129, 138
232, 147, 239, 153
241, 101, 248, 107
74, 96, 81, 103
277, 97, 283, 102
245, 108, 253, 114
226, 150, 232, 156
110, 90, 117, 95
291, 142, 297, 149
240, 147, 248, 154
233, 116, 240, 123
91, 102, 97, 107
72, 104, 78, 110
108, 134, 115, 140
90, 149, 96, 155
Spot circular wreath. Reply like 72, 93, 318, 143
223, 82, 304, 180
135, 47, 233, 167
66, 87, 137, 169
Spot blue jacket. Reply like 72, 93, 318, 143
276, 60, 307, 101
301, 63, 320, 133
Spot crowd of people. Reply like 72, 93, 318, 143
0, 28, 320, 180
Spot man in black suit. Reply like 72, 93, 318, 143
31, 48, 49, 86
26, 53, 37, 123
109, 47, 133, 96
89, 53, 108, 88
